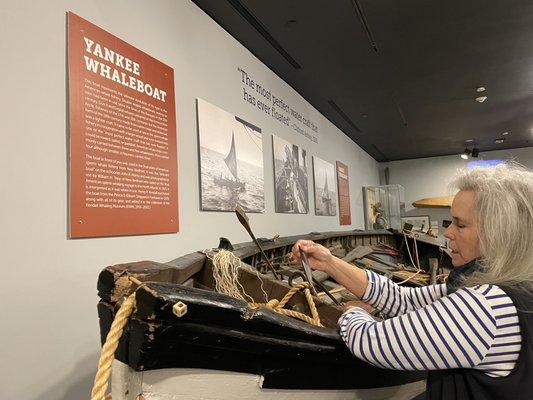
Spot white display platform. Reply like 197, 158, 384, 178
111, 360, 425, 400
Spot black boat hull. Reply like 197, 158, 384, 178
97, 230, 426, 390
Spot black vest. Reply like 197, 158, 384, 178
426, 285, 533, 400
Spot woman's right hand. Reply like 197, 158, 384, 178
291, 240, 334, 273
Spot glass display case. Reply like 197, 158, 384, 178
362, 184, 405, 230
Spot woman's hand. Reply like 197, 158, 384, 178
292, 240, 370, 300
291, 240, 334, 273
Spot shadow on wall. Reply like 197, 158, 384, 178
33, 352, 98, 400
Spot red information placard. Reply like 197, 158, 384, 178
68, 12, 178, 237
336, 161, 352, 226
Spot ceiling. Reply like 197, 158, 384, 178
192, 0, 533, 161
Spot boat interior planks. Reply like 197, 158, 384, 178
97, 229, 429, 390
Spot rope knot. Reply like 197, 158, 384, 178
266, 299, 280, 308
247, 280, 323, 327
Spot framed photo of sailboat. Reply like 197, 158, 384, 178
272, 135, 309, 213
312, 156, 337, 216
197, 98, 265, 212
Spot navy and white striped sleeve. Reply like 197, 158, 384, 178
362, 270, 447, 317
339, 285, 510, 373
474, 285, 521, 376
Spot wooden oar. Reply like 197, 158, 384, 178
235, 205, 280, 279
317, 287, 346, 297
343, 245, 398, 269
342, 245, 373, 263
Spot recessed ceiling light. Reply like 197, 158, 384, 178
502, 132, 509, 136
476, 87, 486, 92
285, 19, 298, 29
475, 96, 488, 103
494, 138, 505, 144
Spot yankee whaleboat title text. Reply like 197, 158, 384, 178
82, 37, 167, 102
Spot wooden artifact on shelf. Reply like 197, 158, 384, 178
412, 195, 454, 208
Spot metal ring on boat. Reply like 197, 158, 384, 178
288, 270, 306, 287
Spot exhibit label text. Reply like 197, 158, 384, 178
83, 37, 167, 102
237, 67, 318, 143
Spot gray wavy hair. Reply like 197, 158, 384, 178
450, 162, 533, 288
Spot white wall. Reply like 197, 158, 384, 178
382, 147, 533, 238
0, 1, 379, 399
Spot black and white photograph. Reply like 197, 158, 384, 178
272, 135, 309, 213
312, 156, 337, 216
401, 215, 430, 232
197, 98, 265, 212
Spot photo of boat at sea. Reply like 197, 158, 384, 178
197, 98, 265, 212
272, 135, 309, 213
313, 156, 337, 216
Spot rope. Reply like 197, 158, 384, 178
398, 231, 422, 284
91, 293, 136, 400
242, 123, 263, 152
91, 276, 157, 400
209, 249, 268, 302
249, 282, 323, 327
210, 250, 322, 326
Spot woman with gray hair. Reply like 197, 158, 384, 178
292, 163, 532, 400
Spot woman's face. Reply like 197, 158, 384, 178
444, 190, 481, 267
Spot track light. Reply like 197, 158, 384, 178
471, 148, 479, 158
461, 148, 471, 160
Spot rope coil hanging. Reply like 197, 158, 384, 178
208, 249, 269, 302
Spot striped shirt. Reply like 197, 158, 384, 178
338, 271, 521, 377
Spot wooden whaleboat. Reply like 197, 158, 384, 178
96, 229, 449, 399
